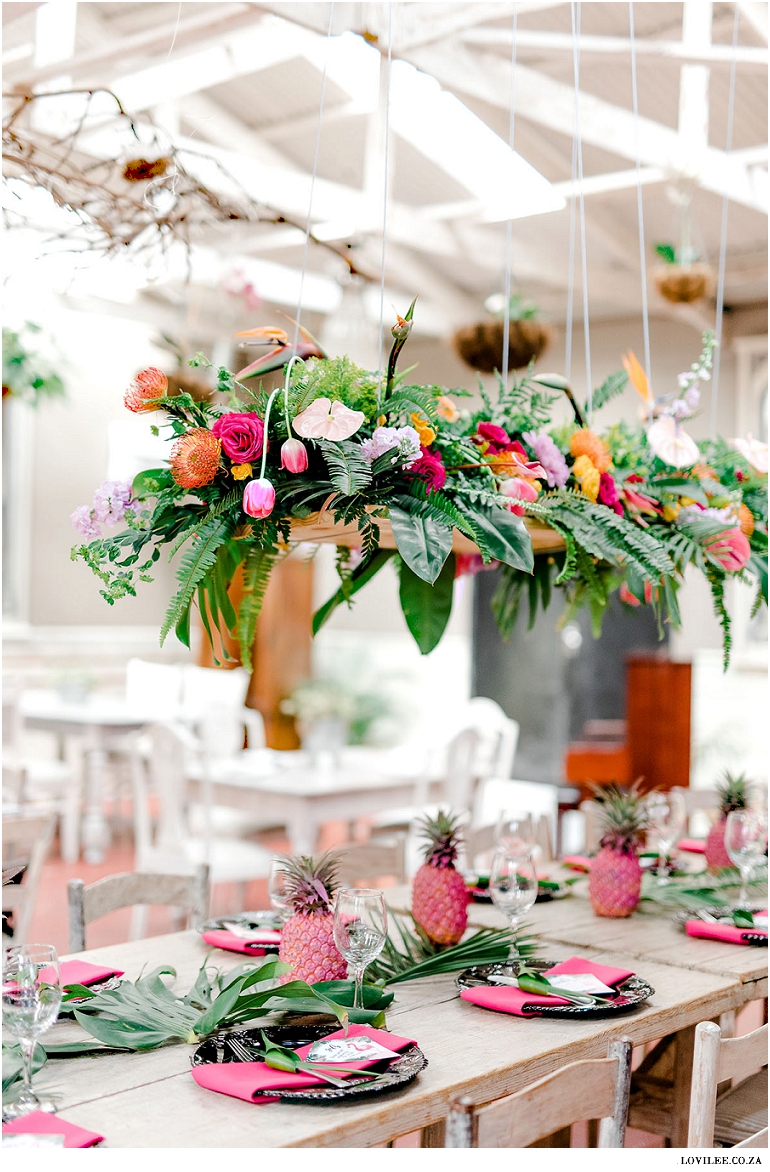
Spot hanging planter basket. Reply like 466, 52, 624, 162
289, 510, 566, 555
654, 263, 714, 305
452, 319, 552, 373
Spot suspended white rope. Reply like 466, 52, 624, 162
628, 1, 652, 417
571, 1, 593, 417
710, 3, 741, 439
376, 2, 395, 402
501, 5, 519, 387
292, 1, 336, 355
564, 103, 578, 382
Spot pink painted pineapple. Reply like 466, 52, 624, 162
412, 810, 469, 945
705, 772, 750, 872
277, 851, 347, 983
588, 783, 650, 918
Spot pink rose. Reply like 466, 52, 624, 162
243, 477, 275, 519
212, 412, 265, 463
598, 472, 623, 516
500, 477, 539, 517
476, 422, 510, 451
705, 527, 751, 572
408, 447, 446, 493
280, 438, 308, 473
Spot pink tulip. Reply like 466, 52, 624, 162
243, 477, 275, 519
500, 477, 539, 517
620, 580, 656, 607
281, 438, 308, 473
705, 527, 751, 572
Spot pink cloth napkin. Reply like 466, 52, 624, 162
685, 921, 768, 945
59, 960, 124, 987
460, 955, 635, 1017
561, 855, 593, 872
2, 1111, 103, 1148
200, 929, 281, 955
191, 1024, 416, 1103
678, 837, 706, 854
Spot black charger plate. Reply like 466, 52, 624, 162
456, 958, 654, 1017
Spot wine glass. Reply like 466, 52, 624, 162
2, 944, 62, 1118
333, 887, 388, 1010
725, 810, 768, 909
489, 848, 538, 967
268, 858, 291, 922
646, 790, 686, 882
495, 812, 535, 854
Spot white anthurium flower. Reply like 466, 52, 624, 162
292, 397, 365, 441
646, 415, 700, 468
731, 436, 768, 475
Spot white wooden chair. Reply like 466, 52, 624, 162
181, 665, 250, 721
184, 705, 276, 838
2, 813, 57, 944
130, 723, 273, 912
474, 777, 559, 856
445, 1038, 633, 1147
125, 658, 184, 715
688, 1021, 768, 1148
465, 815, 554, 869
67, 865, 210, 953
336, 837, 407, 887
371, 728, 481, 840
464, 696, 519, 782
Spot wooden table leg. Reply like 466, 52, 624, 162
671, 1024, 697, 1148
419, 1121, 445, 1147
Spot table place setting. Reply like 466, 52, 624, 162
2, 1110, 104, 1148
457, 955, 654, 1018
676, 909, 768, 947
198, 912, 284, 956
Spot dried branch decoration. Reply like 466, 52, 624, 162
2, 88, 369, 276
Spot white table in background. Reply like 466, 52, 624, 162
19, 690, 178, 864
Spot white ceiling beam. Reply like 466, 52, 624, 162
678, 1, 712, 177
260, 101, 366, 142
181, 93, 303, 172
404, 40, 766, 213
459, 28, 768, 65
737, 2, 768, 43
552, 166, 666, 198
2, 2, 44, 26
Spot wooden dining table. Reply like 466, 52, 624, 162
30, 912, 762, 1149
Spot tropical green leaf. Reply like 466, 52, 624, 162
312, 550, 394, 635
398, 552, 456, 654
237, 545, 280, 670
131, 468, 174, 498
160, 518, 231, 646
464, 505, 534, 573
388, 505, 452, 583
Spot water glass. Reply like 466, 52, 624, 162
333, 887, 388, 1010
268, 858, 291, 921
2, 944, 62, 1118
725, 810, 768, 909
646, 790, 686, 881
489, 848, 538, 964
495, 812, 535, 854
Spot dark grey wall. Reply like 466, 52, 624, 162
472, 570, 667, 782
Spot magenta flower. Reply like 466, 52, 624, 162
408, 446, 446, 493
243, 477, 275, 519
212, 411, 265, 463
476, 422, 510, 451
500, 476, 538, 517
523, 431, 569, 489
705, 528, 751, 573
280, 437, 308, 473
597, 472, 623, 516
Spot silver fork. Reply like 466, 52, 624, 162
227, 1035, 356, 1089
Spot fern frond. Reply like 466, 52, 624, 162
160, 518, 231, 645
317, 440, 372, 495
236, 545, 280, 670
385, 388, 439, 423
588, 369, 628, 414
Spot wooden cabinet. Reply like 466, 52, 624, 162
626, 654, 692, 791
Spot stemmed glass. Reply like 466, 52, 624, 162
2, 944, 62, 1118
495, 812, 534, 854
489, 848, 538, 968
725, 810, 768, 909
646, 790, 686, 883
268, 858, 291, 923
333, 887, 388, 1010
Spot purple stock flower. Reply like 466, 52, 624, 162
522, 431, 569, 488
92, 480, 137, 527
70, 505, 101, 539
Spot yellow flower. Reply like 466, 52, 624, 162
572, 454, 600, 501
410, 412, 437, 446
570, 429, 612, 474
377, 414, 387, 427
231, 462, 253, 480
437, 395, 460, 423
663, 503, 681, 522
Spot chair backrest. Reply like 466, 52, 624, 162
336, 838, 406, 887
688, 1021, 769, 1148
580, 799, 601, 853
444, 727, 481, 811
67, 865, 210, 953
125, 658, 183, 715
197, 705, 266, 760
131, 723, 200, 866
1, 813, 57, 944
474, 778, 559, 847
2, 689, 23, 749
182, 665, 249, 720
464, 696, 519, 781
446, 1038, 633, 1148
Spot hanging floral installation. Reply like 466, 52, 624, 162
71, 308, 766, 668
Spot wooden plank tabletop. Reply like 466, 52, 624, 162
35, 929, 745, 1149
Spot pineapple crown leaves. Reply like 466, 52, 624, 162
278, 850, 342, 915
716, 770, 750, 814
591, 780, 652, 854
417, 808, 465, 868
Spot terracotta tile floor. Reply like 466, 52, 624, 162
8, 824, 763, 1149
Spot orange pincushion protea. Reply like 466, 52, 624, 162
170, 429, 221, 488
124, 367, 168, 413
739, 503, 755, 537
570, 429, 612, 474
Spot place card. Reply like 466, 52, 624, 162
307, 1036, 400, 1064
544, 973, 614, 995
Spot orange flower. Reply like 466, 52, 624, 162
739, 503, 755, 537
124, 367, 167, 413
410, 412, 437, 446
692, 463, 716, 481
437, 395, 460, 423
170, 429, 221, 488
570, 429, 612, 474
